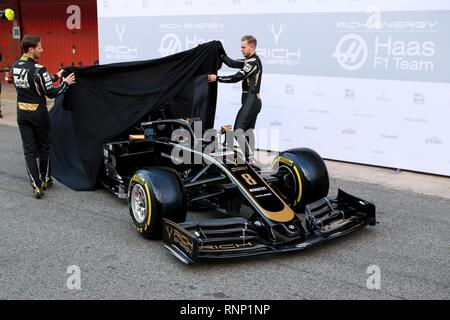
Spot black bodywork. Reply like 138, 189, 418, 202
100, 118, 377, 264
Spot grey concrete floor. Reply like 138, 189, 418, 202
0, 122, 448, 300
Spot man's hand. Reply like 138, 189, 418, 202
208, 74, 217, 82
56, 69, 64, 79
63, 73, 76, 86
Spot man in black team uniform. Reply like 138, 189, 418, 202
208, 35, 262, 166
12, 35, 76, 199
0, 52, 3, 119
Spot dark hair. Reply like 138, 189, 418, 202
241, 35, 257, 47
21, 35, 41, 53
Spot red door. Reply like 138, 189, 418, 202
19, 0, 99, 75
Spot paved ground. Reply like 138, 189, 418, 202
0, 122, 448, 300
0, 84, 448, 300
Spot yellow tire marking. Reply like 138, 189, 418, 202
144, 182, 152, 227
292, 166, 303, 205
274, 156, 303, 206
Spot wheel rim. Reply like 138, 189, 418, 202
276, 164, 298, 204
131, 184, 148, 224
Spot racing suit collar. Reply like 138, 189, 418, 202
20, 54, 36, 62
246, 52, 256, 59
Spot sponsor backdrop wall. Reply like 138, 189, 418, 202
97, 0, 450, 176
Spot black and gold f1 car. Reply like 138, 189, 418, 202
100, 118, 376, 264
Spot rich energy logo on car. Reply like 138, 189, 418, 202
165, 225, 195, 254
105, 24, 138, 61
257, 22, 301, 66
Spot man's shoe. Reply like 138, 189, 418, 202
33, 187, 44, 199
41, 178, 53, 191
0, 112, 3, 119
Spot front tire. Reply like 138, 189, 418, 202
271, 148, 329, 212
128, 167, 186, 239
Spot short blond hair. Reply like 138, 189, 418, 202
241, 35, 257, 47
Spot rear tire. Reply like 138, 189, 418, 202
271, 148, 329, 212
128, 167, 186, 239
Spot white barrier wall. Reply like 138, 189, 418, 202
97, 0, 450, 176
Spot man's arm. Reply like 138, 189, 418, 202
221, 54, 245, 69
50, 69, 64, 82
217, 58, 258, 83
35, 67, 74, 98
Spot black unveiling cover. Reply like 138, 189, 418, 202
50, 41, 224, 191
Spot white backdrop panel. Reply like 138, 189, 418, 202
97, 0, 450, 176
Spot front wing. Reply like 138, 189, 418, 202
162, 189, 376, 264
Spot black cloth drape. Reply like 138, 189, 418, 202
50, 41, 224, 190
